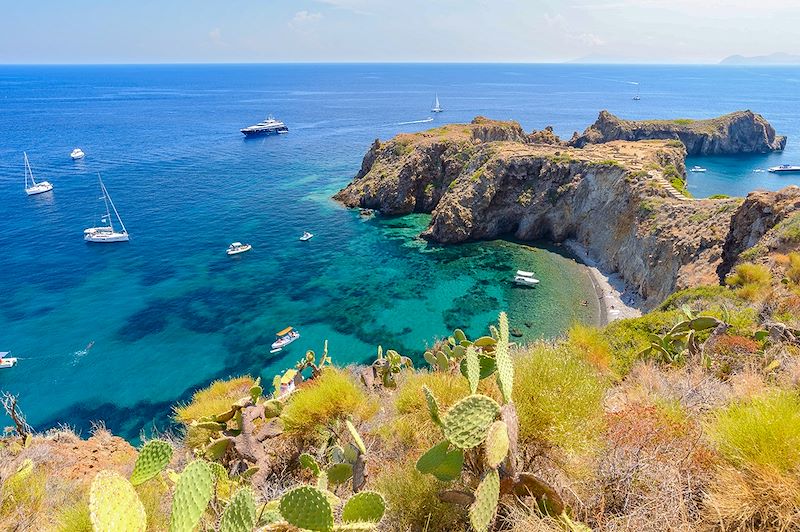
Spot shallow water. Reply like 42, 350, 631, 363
1, 64, 798, 438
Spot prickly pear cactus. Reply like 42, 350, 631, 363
465, 345, 480, 394
279, 485, 334, 531
422, 385, 442, 426
89, 470, 147, 532
495, 312, 514, 403
219, 487, 257, 532
204, 436, 231, 460
416, 440, 463, 481
441, 394, 500, 449
169, 460, 215, 532
327, 462, 354, 485
468, 469, 500, 532
263, 399, 283, 418
130, 439, 173, 486
346, 419, 367, 455
341, 491, 386, 523
300, 452, 321, 476
249, 378, 263, 404
484, 421, 509, 469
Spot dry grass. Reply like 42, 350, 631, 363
281, 367, 378, 439
173, 376, 255, 423
567, 323, 614, 375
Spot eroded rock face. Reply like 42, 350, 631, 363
570, 110, 786, 155
335, 116, 798, 308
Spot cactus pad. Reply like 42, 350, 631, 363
465, 345, 480, 394
346, 419, 367, 455
263, 399, 283, 418
442, 394, 500, 449
342, 491, 386, 523
495, 312, 514, 403
484, 421, 509, 468
257, 500, 283, 525
468, 469, 500, 532
89, 470, 147, 532
279, 485, 334, 531
435, 350, 449, 372
169, 460, 215, 532
416, 440, 463, 481
299, 452, 321, 476
130, 439, 173, 486
204, 436, 231, 460
327, 463, 354, 485
219, 488, 257, 532
422, 385, 442, 426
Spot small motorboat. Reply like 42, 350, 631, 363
271, 327, 300, 351
690, 166, 707, 173
514, 270, 540, 286
300, 232, 314, 241
227, 242, 252, 255
70, 148, 85, 160
0, 352, 18, 369
768, 164, 800, 174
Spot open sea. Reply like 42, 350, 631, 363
1, 64, 799, 439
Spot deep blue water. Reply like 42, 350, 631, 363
1, 64, 798, 439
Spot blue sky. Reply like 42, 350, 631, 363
1, 0, 797, 64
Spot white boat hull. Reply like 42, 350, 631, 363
85, 230, 129, 243
26, 182, 53, 195
514, 275, 540, 286
0, 358, 18, 368
271, 333, 300, 350
227, 244, 252, 255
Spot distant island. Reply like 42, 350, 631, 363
720, 52, 800, 65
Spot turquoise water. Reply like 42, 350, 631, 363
1, 64, 799, 438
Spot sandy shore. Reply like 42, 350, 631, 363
563, 240, 643, 325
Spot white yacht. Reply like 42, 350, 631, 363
271, 327, 300, 352
768, 164, 800, 174
227, 242, 252, 255
240, 116, 289, 137
431, 94, 443, 113
70, 148, 85, 160
23, 152, 53, 196
84, 175, 129, 243
0, 352, 18, 369
300, 231, 314, 241
514, 270, 540, 286
690, 166, 707, 173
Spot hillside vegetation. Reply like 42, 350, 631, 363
3, 259, 800, 531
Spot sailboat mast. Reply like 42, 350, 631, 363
102, 175, 127, 234
23, 152, 34, 188
98, 175, 113, 230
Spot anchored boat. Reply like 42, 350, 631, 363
300, 231, 314, 241
271, 327, 300, 352
70, 148, 85, 160
240, 116, 289, 137
514, 270, 540, 286
84, 174, 129, 243
227, 242, 252, 255
690, 166, 707, 173
768, 164, 800, 174
23, 152, 53, 196
431, 94, 443, 113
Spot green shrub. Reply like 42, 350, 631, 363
707, 390, 800, 473
725, 263, 771, 300
513, 344, 606, 451
658, 285, 737, 311
602, 309, 683, 374
566, 323, 613, 374
55, 499, 92, 532
672, 118, 694, 126
786, 252, 800, 284
372, 462, 466, 532
775, 213, 800, 244
282, 367, 378, 437
708, 194, 730, 199
666, 139, 685, 148
173, 376, 255, 423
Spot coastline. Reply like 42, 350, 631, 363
563, 239, 643, 325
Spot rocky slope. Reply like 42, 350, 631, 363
335, 116, 799, 308
570, 110, 786, 155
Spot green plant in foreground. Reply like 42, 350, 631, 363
362, 345, 413, 389
639, 305, 724, 364
415, 313, 586, 531
423, 326, 502, 377
298, 419, 370, 493
277, 484, 386, 531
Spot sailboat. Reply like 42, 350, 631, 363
431, 94, 443, 113
23, 152, 53, 196
84, 174, 129, 243
632, 83, 641, 101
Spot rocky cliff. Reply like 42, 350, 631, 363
570, 110, 786, 155
335, 116, 800, 309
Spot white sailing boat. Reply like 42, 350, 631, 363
84, 174, 129, 243
431, 94, 443, 113
23, 152, 53, 196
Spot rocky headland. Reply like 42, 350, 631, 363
335, 113, 796, 309
570, 110, 786, 155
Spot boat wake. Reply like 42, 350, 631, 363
395, 118, 434, 125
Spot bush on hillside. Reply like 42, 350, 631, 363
566, 323, 613, 375
725, 263, 772, 300
281, 367, 377, 438
513, 344, 606, 452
